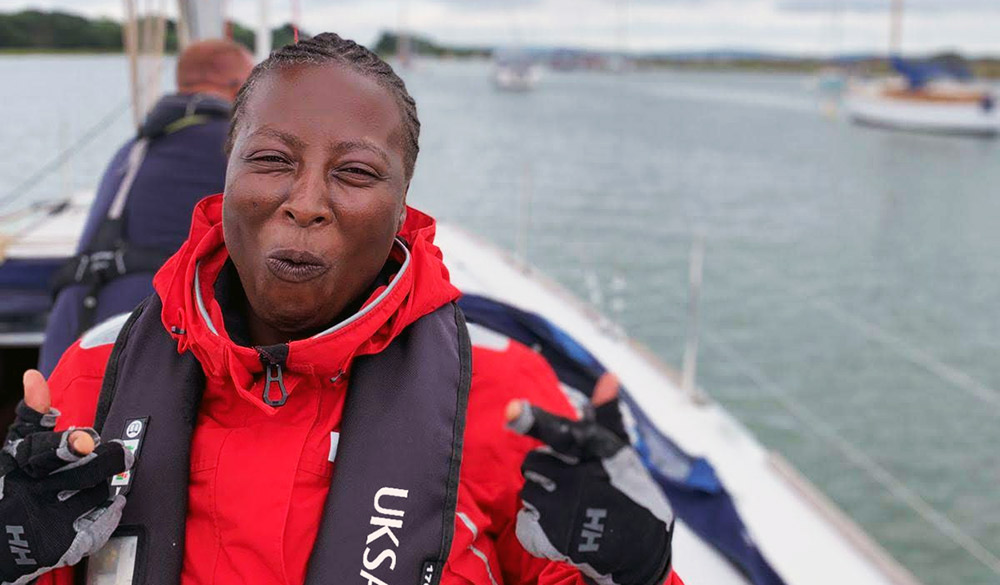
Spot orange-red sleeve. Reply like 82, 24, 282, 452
46, 339, 112, 431
455, 337, 588, 584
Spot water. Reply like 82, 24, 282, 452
2, 54, 999, 584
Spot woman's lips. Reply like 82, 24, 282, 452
265, 249, 329, 283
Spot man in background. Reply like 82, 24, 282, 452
39, 39, 253, 374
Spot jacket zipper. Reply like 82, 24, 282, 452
256, 344, 290, 407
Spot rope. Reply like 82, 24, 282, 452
0, 96, 132, 217
702, 330, 1000, 577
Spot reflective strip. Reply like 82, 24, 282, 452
108, 139, 149, 220
311, 238, 411, 339
80, 312, 133, 349
457, 512, 478, 538
328, 431, 340, 463
456, 512, 499, 585
192, 238, 409, 341
193, 265, 219, 336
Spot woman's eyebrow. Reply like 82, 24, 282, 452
248, 126, 306, 150
328, 139, 391, 168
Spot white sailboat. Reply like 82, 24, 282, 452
492, 57, 542, 92
843, 0, 1000, 137
0, 2, 949, 584
491, 7, 541, 92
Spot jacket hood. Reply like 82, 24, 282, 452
153, 193, 461, 414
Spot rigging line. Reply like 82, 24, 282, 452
703, 330, 1000, 577
716, 249, 1000, 412
0, 96, 132, 213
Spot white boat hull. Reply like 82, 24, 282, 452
845, 84, 1000, 137
493, 64, 542, 92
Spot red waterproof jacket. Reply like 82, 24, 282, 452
37, 194, 682, 585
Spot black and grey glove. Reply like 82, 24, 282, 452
508, 396, 674, 585
0, 401, 132, 585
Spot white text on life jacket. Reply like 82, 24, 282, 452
361, 487, 408, 585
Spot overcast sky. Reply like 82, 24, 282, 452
3, 0, 1000, 56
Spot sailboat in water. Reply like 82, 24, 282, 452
492, 49, 542, 92
0, 1, 937, 584
844, 0, 999, 136
491, 6, 542, 92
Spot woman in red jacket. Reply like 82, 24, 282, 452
0, 33, 680, 585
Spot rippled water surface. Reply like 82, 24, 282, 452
2, 54, 999, 585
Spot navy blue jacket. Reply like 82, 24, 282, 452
39, 93, 229, 374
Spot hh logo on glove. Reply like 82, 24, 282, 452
579, 508, 607, 552
6, 527, 35, 567
0, 370, 133, 585
507, 373, 674, 585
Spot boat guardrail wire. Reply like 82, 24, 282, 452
665, 233, 1000, 580
0, 97, 132, 224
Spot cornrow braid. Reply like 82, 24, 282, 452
225, 32, 421, 180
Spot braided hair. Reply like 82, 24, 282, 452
226, 32, 420, 180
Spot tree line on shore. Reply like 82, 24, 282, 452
3, 8, 998, 79
0, 9, 482, 60
0, 9, 296, 52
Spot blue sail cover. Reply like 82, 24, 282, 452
0, 257, 60, 318
458, 293, 786, 585
890, 55, 973, 90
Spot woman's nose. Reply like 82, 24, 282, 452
281, 172, 331, 227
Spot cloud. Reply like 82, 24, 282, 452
778, 0, 1000, 13
2, 0, 999, 53
431, 0, 542, 8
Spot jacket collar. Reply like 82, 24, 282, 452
152, 194, 460, 414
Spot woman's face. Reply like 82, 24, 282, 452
223, 64, 409, 343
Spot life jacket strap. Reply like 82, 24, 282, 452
48, 241, 170, 333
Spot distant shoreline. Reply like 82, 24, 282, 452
0, 48, 123, 55
3, 9, 999, 80
3, 50, 999, 80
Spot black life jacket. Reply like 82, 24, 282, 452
83, 293, 472, 585
49, 94, 231, 335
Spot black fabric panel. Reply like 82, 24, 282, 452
94, 294, 204, 585
214, 260, 252, 346
93, 294, 153, 433
304, 303, 469, 585
92, 295, 467, 585
437, 304, 472, 572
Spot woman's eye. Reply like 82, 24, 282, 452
254, 155, 288, 164
335, 166, 383, 184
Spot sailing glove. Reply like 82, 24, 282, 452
0, 400, 132, 585
509, 398, 674, 585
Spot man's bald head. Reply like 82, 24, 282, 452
176, 39, 255, 102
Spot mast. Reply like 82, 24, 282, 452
175, 0, 226, 49
256, 0, 272, 61
397, 0, 412, 68
889, 0, 903, 57
122, 0, 168, 128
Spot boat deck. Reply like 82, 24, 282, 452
437, 224, 923, 585
0, 194, 925, 585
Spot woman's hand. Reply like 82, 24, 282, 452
506, 373, 675, 585
0, 370, 132, 585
